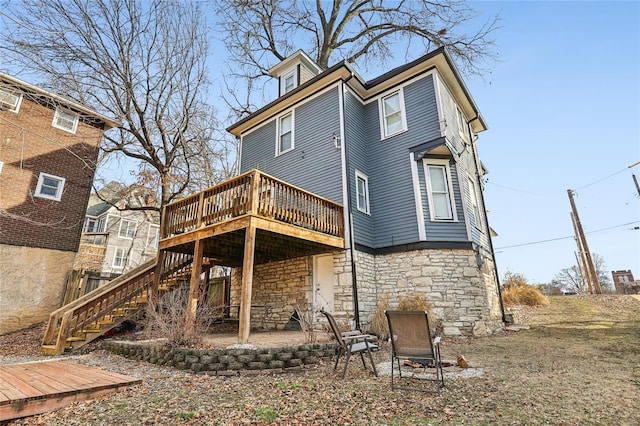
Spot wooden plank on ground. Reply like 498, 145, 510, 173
0, 361, 141, 422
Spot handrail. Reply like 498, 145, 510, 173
161, 169, 344, 239
42, 252, 193, 351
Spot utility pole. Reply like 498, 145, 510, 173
630, 161, 640, 198
573, 251, 587, 293
567, 189, 602, 294
570, 212, 593, 294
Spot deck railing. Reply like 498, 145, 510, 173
42, 251, 194, 354
161, 169, 344, 239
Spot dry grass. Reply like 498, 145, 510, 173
502, 284, 550, 307
4, 295, 640, 425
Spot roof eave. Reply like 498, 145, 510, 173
0, 71, 121, 130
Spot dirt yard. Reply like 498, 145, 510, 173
2, 295, 639, 425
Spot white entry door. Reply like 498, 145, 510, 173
313, 254, 334, 318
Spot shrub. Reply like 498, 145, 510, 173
369, 292, 441, 338
143, 288, 223, 347
501, 284, 549, 307
369, 292, 392, 339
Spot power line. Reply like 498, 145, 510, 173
494, 221, 640, 250
575, 167, 629, 190
484, 179, 539, 194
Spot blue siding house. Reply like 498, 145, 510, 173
227, 48, 504, 336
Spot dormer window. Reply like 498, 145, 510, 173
281, 69, 297, 95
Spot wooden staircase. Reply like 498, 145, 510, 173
41, 252, 194, 355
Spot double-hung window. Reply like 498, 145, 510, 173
424, 161, 456, 221
276, 111, 294, 155
0, 86, 22, 113
379, 90, 407, 139
456, 107, 467, 139
35, 173, 66, 201
281, 69, 296, 95
85, 218, 97, 233
118, 219, 137, 239
467, 176, 481, 228
113, 247, 128, 269
52, 107, 79, 133
355, 170, 370, 214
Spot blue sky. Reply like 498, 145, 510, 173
104, 1, 639, 285
463, 1, 640, 284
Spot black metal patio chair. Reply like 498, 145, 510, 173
321, 310, 378, 378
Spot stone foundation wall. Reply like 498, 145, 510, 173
368, 248, 503, 336
104, 340, 337, 374
230, 256, 312, 329
0, 244, 74, 334
229, 247, 502, 337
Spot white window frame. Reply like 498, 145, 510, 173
456, 107, 467, 138
378, 89, 407, 139
118, 219, 137, 239
52, 107, 79, 133
467, 175, 481, 229
85, 218, 97, 233
0, 86, 22, 113
423, 159, 457, 221
34, 172, 66, 201
148, 225, 160, 249
112, 247, 128, 269
355, 170, 370, 215
275, 110, 294, 156
280, 68, 297, 95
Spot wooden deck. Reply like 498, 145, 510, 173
0, 360, 141, 422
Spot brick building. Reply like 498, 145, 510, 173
0, 72, 118, 334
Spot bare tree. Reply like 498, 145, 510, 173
554, 253, 613, 293
215, 0, 499, 113
0, 0, 231, 209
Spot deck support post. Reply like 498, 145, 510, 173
186, 239, 204, 329
239, 221, 257, 343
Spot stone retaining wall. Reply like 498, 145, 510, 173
103, 340, 338, 374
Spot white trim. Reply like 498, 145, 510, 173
458, 165, 473, 241
354, 169, 370, 215
275, 109, 295, 156
0, 85, 23, 113
361, 69, 437, 105
240, 82, 341, 138
34, 172, 65, 201
147, 224, 160, 249
378, 89, 408, 140
409, 153, 426, 241
0, 161, 3, 175
52, 107, 79, 133
280, 68, 297, 96
423, 159, 457, 222
118, 218, 137, 239
467, 174, 481, 228
456, 106, 467, 139
339, 82, 351, 249
112, 247, 128, 269
433, 71, 446, 137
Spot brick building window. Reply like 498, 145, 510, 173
52, 107, 79, 133
0, 86, 22, 113
34, 173, 66, 201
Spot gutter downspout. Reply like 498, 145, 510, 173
467, 118, 506, 324
340, 73, 361, 329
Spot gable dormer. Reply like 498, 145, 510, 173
269, 50, 322, 97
